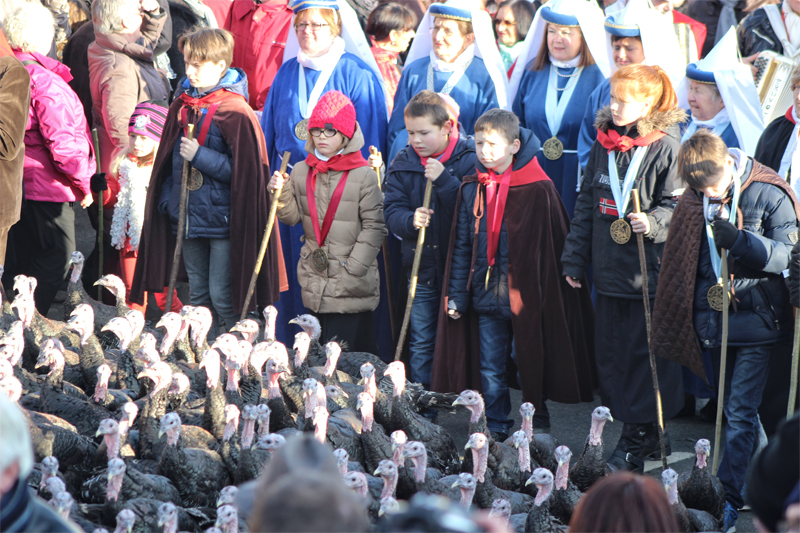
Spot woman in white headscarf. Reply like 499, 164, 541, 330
386, 0, 508, 161
509, 0, 611, 217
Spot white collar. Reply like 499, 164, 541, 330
692, 107, 731, 129
314, 148, 344, 161
549, 54, 581, 69
430, 43, 476, 72
297, 37, 346, 70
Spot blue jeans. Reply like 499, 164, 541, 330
711, 344, 771, 509
478, 314, 514, 434
408, 282, 441, 388
182, 237, 237, 332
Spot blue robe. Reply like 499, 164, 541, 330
578, 78, 612, 173
681, 119, 740, 149
512, 63, 606, 217
260, 53, 391, 356
387, 55, 500, 162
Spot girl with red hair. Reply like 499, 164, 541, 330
561, 64, 687, 473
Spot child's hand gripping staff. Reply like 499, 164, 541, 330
241, 151, 291, 320
166, 124, 195, 312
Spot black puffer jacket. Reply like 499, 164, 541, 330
693, 156, 798, 347
384, 133, 476, 290
738, 7, 786, 59
448, 128, 540, 318
790, 240, 800, 308
561, 107, 686, 299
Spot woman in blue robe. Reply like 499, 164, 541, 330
509, 0, 610, 217
386, 0, 509, 162
261, 0, 390, 352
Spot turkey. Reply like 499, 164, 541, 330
569, 406, 613, 492
356, 391, 393, 473
66, 303, 110, 393
156, 313, 196, 365
92, 364, 132, 411
489, 498, 528, 533
156, 412, 232, 507
549, 446, 582, 525
519, 403, 558, 472
398, 440, 460, 500
64, 252, 120, 334
263, 357, 296, 432
384, 362, 460, 475
93, 275, 131, 322
677, 438, 726, 522
343, 470, 382, 519
215, 504, 239, 533
236, 432, 286, 483
290, 331, 311, 380
199, 349, 226, 439
11, 275, 81, 356
82, 457, 181, 505
524, 468, 567, 533
33, 339, 88, 400
311, 404, 364, 464
137, 361, 174, 460
467, 433, 534, 515
101, 317, 139, 395
663, 468, 694, 533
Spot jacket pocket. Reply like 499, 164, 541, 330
334, 256, 378, 299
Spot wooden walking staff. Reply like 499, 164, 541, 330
91, 128, 103, 298
240, 151, 291, 321
370, 145, 396, 340
631, 189, 668, 471
712, 248, 731, 476
166, 124, 195, 312
394, 180, 433, 361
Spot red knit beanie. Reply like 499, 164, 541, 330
308, 91, 357, 139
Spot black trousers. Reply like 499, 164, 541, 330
312, 310, 379, 355
4, 200, 75, 314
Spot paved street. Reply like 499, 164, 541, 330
61, 204, 757, 531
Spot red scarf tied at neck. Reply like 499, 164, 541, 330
178, 89, 245, 145
414, 121, 459, 166
304, 150, 369, 248
596, 128, 666, 153
477, 163, 514, 271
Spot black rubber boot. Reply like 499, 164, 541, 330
606, 423, 647, 473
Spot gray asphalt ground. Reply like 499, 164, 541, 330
54, 204, 756, 532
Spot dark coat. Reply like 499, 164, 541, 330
131, 67, 286, 313
159, 69, 246, 239
755, 110, 794, 172
0, 481, 83, 533
738, 7, 786, 59
693, 159, 799, 347
561, 107, 687, 299
0, 44, 30, 232
683, 0, 748, 57
790, 241, 800, 308
431, 128, 596, 409
384, 133, 476, 290
652, 159, 800, 380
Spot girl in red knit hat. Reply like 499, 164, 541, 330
269, 90, 387, 353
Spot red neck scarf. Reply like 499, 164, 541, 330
477, 162, 514, 269
786, 107, 796, 124
414, 122, 459, 166
596, 127, 666, 153
178, 90, 244, 145
304, 150, 369, 247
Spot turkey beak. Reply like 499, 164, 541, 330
288, 318, 299, 325
158, 427, 166, 439
93, 278, 107, 287
96, 428, 103, 437
452, 397, 465, 407
373, 467, 381, 476
451, 479, 462, 489
378, 508, 385, 517
525, 476, 534, 487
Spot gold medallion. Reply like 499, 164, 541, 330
311, 248, 328, 272
707, 283, 728, 312
543, 137, 563, 160
187, 168, 203, 191
295, 119, 309, 141
610, 218, 631, 244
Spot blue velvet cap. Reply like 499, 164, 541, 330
288, 0, 339, 13
540, 4, 579, 27
603, 12, 641, 37
429, 3, 472, 21
685, 62, 717, 84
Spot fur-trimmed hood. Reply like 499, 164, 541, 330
595, 106, 687, 137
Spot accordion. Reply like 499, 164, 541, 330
753, 51, 796, 126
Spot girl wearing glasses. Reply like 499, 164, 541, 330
509, 0, 610, 218
268, 91, 386, 354
386, 0, 509, 162
260, 0, 391, 346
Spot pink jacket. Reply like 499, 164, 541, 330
14, 50, 94, 203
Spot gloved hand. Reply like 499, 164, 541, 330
90, 172, 108, 193
712, 218, 739, 250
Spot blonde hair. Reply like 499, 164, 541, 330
4, 2, 55, 53
179, 28, 235, 70
610, 64, 677, 114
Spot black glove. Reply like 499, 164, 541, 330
712, 218, 739, 250
90, 172, 108, 193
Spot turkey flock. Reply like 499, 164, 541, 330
0, 251, 727, 533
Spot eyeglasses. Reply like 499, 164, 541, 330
494, 19, 514, 27
295, 22, 330, 32
430, 25, 456, 38
309, 127, 338, 138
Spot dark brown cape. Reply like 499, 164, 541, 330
651, 160, 800, 381
430, 169, 597, 409
130, 93, 288, 311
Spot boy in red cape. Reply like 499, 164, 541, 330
432, 109, 596, 440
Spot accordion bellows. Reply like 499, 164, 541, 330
754, 51, 796, 126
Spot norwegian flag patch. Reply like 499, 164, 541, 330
599, 197, 619, 217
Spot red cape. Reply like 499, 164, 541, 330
673, 11, 707, 59
130, 92, 287, 311
431, 159, 597, 409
